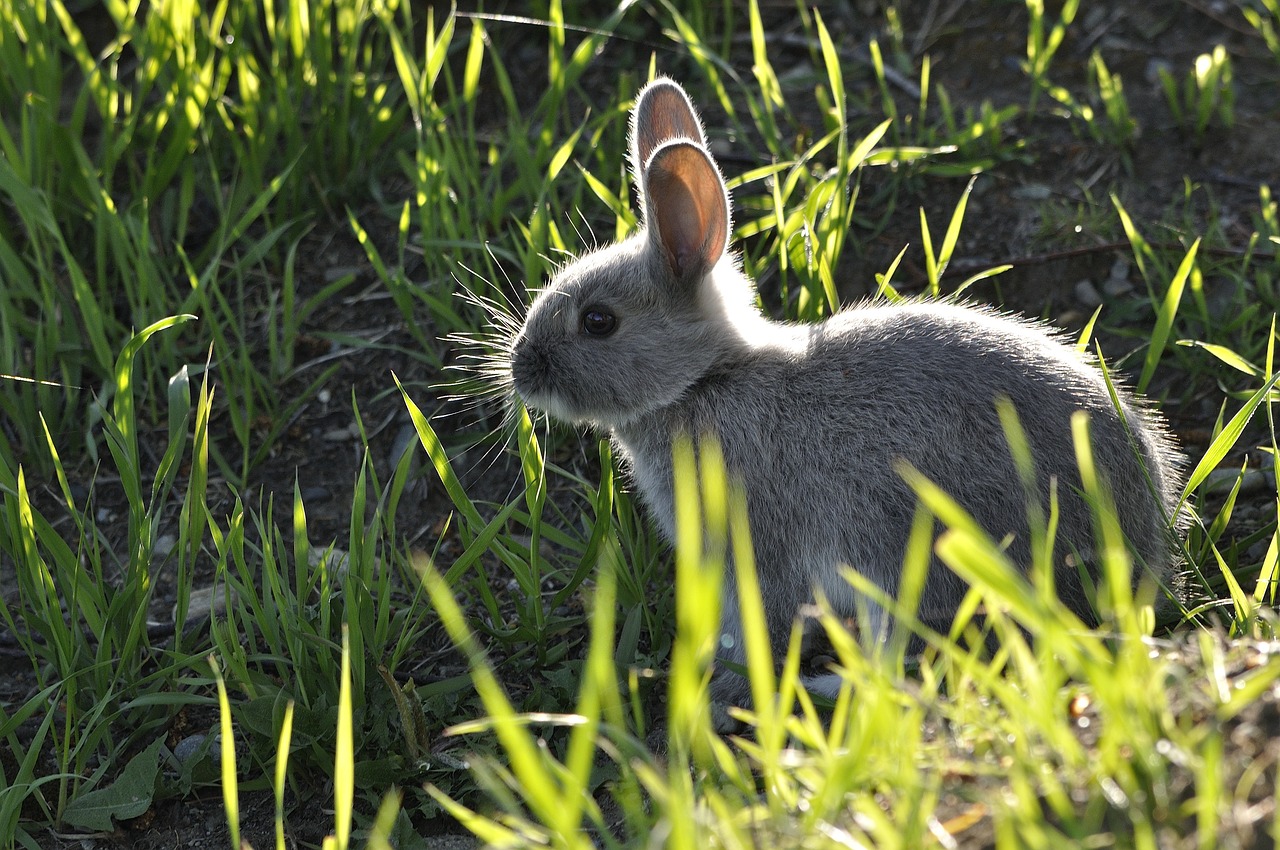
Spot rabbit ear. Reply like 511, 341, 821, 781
643, 139, 730, 287
629, 77, 706, 182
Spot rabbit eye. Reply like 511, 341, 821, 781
580, 308, 617, 337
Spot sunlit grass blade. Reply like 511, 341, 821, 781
211, 655, 241, 850
667, 438, 723, 764
1137, 238, 1198, 394
419, 556, 588, 846
1178, 371, 1280, 510
936, 176, 977, 293
363, 790, 404, 850
875, 245, 910, 301
396, 374, 484, 529
333, 627, 353, 850
1112, 194, 1153, 278
274, 700, 294, 850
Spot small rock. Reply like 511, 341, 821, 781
324, 423, 359, 441
1075, 279, 1104, 309
154, 533, 177, 557
1011, 184, 1052, 201
1082, 5, 1107, 29
1201, 463, 1274, 497
1108, 257, 1131, 283
308, 546, 352, 578
173, 734, 208, 764
1103, 276, 1135, 297
389, 422, 420, 472
1145, 58, 1174, 85
1232, 503, 1259, 523
300, 485, 330, 502
1244, 539, 1272, 563
180, 584, 233, 623
324, 265, 363, 282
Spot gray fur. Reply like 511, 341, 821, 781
509, 77, 1186, 708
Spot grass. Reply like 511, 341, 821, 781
1, 0, 1279, 848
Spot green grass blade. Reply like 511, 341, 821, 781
274, 700, 294, 850
396, 375, 484, 529
1179, 371, 1280, 509
211, 655, 240, 850
333, 627, 353, 850
1137, 238, 1198, 394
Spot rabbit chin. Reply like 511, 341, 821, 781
518, 388, 646, 432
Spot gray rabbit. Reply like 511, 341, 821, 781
506, 77, 1185, 708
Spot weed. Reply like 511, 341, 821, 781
1159, 45, 1236, 144
1023, 0, 1081, 112
1243, 0, 1280, 63
1050, 49, 1139, 157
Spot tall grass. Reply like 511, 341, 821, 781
0, 0, 416, 477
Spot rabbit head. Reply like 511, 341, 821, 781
510, 77, 766, 429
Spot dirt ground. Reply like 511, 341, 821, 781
7, 0, 1280, 847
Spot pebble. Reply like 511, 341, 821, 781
1245, 539, 1272, 563
154, 533, 177, 557
1075, 279, 1104, 309
1202, 456, 1276, 496
324, 265, 363, 282
1082, 5, 1106, 28
1110, 257, 1129, 277
1145, 58, 1174, 85
1011, 183, 1052, 201
178, 584, 233, 622
1102, 275, 1134, 297
308, 546, 352, 578
389, 422, 420, 471
173, 734, 208, 764
1100, 279, 1131, 298
300, 485, 330, 502
1232, 503, 1259, 523
324, 423, 359, 441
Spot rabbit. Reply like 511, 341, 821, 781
505, 76, 1185, 710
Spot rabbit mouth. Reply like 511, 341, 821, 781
516, 387, 600, 427
511, 361, 583, 423
513, 374, 630, 429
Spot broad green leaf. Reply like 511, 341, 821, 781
61, 738, 166, 832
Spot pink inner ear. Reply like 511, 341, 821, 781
645, 143, 728, 283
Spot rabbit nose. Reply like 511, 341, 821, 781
511, 339, 547, 389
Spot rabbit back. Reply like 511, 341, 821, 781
611, 299, 1182, 632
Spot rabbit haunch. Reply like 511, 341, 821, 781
508, 77, 1183, 705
